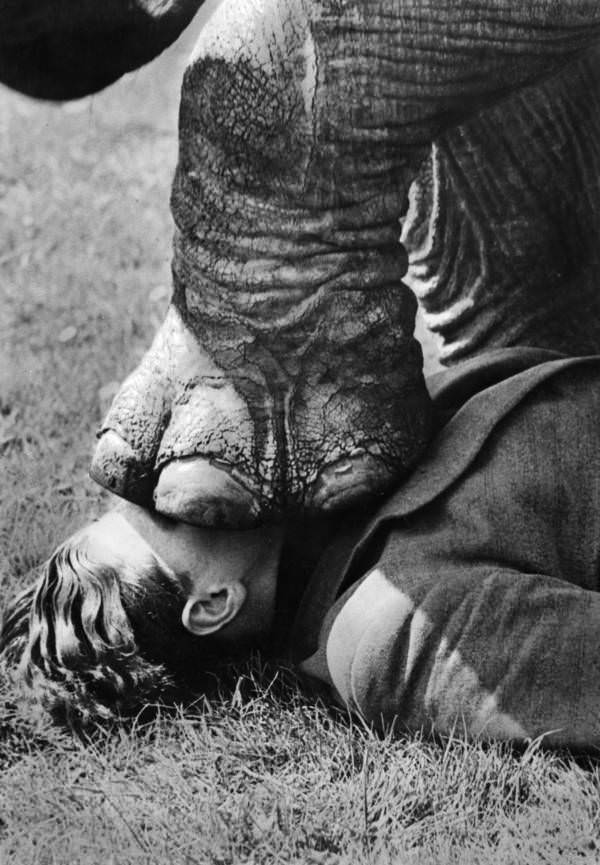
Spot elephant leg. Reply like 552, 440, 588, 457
91, 0, 600, 525
92, 0, 435, 524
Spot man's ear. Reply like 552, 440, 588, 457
181, 583, 247, 636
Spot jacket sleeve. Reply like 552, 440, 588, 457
300, 563, 600, 749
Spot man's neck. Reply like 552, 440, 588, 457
269, 509, 372, 654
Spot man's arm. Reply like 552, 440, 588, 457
301, 564, 600, 748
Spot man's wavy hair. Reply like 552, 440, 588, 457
0, 524, 223, 726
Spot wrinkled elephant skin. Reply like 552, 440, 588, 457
402, 46, 600, 363
95, 0, 600, 525
4, 1, 600, 524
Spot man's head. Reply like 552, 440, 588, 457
0, 504, 283, 725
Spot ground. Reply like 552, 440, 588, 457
1, 20, 600, 865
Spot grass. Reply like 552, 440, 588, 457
3, 671, 600, 865
1, 23, 599, 865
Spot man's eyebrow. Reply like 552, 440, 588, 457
134, 534, 180, 587
159, 560, 192, 595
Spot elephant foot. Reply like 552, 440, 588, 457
152, 451, 398, 526
90, 303, 432, 526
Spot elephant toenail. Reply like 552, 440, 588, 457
212, 457, 232, 469
308, 453, 395, 512
333, 461, 354, 475
154, 457, 262, 527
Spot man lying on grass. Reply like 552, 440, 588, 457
3, 347, 600, 749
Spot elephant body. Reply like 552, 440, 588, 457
3, 0, 600, 524
404, 46, 600, 361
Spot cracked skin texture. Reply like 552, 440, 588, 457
90, 0, 600, 526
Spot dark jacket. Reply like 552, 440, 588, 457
291, 350, 600, 748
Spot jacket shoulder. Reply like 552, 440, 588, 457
347, 353, 600, 574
